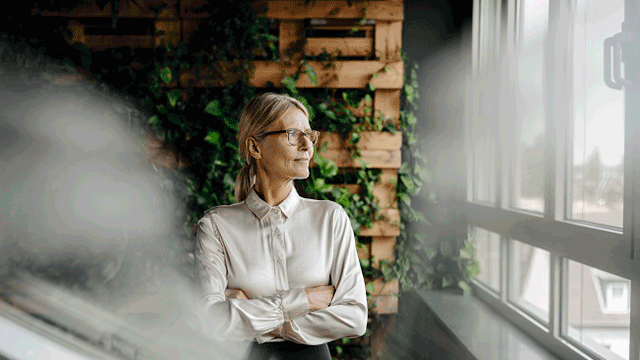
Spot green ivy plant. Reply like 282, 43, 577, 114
394, 57, 479, 294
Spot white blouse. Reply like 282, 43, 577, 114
194, 186, 367, 345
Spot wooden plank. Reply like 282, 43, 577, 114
305, 38, 372, 57
254, 60, 403, 89
144, 131, 188, 169
375, 21, 402, 61
39, 0, 176, 18
370, 236, 397, 266
374, 169, 398, 209
360, 211, 400, 237
181, 61, 403, 89
374, 89, 401, 125
369, 295, 398, 314
155, 20, 180, 46
66, 20, 85, 44
372, 278, 399, 296
252, 0, 404, 20
182, 19, 202, 44
279, 20, 304, 60
317, 131, 401, 150
85, 35, 154, 50
318, 148, 400, 169
357, 241, 371, 261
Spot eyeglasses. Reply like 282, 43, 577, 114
258, 128, 320, 146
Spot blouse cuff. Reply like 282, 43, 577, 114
280, 288, 309, 321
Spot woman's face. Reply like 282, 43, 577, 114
255, 108, 314, 182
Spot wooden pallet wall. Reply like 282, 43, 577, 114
41, 0, 404, 315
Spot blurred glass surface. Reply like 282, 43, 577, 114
470, 226, 501, 293
511, 0, 548, 213
569, 0, 624, 228
508, 239, 549, 324
565, 260, 630, 360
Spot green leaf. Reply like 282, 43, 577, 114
459, 249, 472, 259
159, 66, 172, 85
425, 247, 437, 261
204, 131, 220, 146
205, 100, 222, 116
167, 89, 180, 108
148, 115, 160, 125
360, 258, 370, 268
366, 281, 375, 294
458, 281, 471, 293
168, 114, 180, 125
304, 63, 317, 86
367, 81, 375, 91
442, 274, 454, 288
440, 240, 453, 257
281, 76, 298, 95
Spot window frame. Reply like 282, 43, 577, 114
466, 0, 640, 359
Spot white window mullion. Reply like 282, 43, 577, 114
630, 280, 640, 360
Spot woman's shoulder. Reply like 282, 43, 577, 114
199, 201, 249, 222
299, 197, 347, 216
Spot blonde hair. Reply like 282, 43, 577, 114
235, 93, 309, 202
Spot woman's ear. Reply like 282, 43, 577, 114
247, 137, 262, 160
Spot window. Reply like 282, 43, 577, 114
508, 240, 549, 324
470, 226, 501, 293
509, 0, 548, 213
564, 260, 630, 360
568, 0, 625, 228
468, 0, 638, 360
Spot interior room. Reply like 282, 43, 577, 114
0, 1, 638, 360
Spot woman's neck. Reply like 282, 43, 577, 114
254, 179, 293, 206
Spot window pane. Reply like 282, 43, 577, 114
508, 239, 549, 323
472, 114, 497, 204
568, 0, 624, 228
511, 0, 548, 213
470, 226, 500, 292
564, 260, 630, 360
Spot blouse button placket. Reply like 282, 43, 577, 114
271, 208, 288, 292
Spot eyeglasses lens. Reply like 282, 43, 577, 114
288, 130, 318, 146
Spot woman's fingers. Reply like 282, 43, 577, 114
306, 285, 336, 312
225, 288, 250, 300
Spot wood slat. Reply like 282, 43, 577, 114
318, 148, 400, 169
180, 61, 403, 89
374, 21, 402, 61
279, 20, 304, 60
374, 169, 398, 208
359, 211, 400, 236
357, 241, 371, 263
85, 35, 154, 50
252, 0, 404, 20
317, 131, 402, 151
374, 89, 401, 125
305, 38, 372, 57
253, 60, 403, 89
369, 236, 397, 266
155, 20, 180, 46
369, 295, 398, 314
371, 278, 399, 296
39, 0, 177, 18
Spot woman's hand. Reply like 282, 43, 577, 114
305, 285, 335, 312
225, 288, 251, 300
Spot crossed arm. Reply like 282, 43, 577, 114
196, 207, 367, 344
225, 286, 335, 312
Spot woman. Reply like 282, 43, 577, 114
194, 93, 367, 359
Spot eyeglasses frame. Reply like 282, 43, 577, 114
257, 128, 320, 146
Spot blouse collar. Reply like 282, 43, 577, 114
245, 185, 301, 220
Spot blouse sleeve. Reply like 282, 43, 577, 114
271, 205, 368, 345
194, 211, 310, 341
